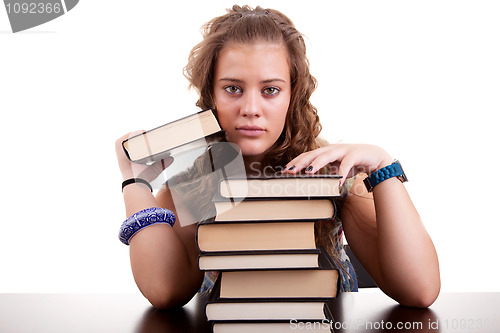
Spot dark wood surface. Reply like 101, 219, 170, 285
0, 291, 499, 332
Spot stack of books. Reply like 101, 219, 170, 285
196, 173, 343, 332
121, 110, 343, 331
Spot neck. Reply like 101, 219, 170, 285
244, 157, 283, 177
243, 156, 264, 176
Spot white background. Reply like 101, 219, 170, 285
0, 0, 499, 294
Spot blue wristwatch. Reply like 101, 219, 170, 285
363, 160, 408, 192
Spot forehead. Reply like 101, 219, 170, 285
215, 42, 290, 81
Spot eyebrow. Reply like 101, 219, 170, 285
218, 77, 287, 84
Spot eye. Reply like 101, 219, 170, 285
263, 87, 280, 96
224, 85, 242, 94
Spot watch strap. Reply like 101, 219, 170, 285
364, 160, 407, 192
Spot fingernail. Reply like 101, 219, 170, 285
288, 165, 295, 171
306, 165, 313, 172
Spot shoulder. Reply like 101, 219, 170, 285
316, 136, 330, 148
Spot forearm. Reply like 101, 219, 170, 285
129, 223, 203, 309
122, 183, 161, 217
121, 185, 203, 308
286, 142, 440, 306
372, 178, 440, 307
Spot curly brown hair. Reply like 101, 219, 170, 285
184, 5, 325, 170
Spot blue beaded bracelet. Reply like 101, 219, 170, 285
119, 207, 176, 245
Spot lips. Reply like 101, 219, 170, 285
236, 125, 266, 137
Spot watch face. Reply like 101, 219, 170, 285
363, 177, 374, 192
394, 160, 408, 183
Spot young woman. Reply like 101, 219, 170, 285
115, 5, 440, 309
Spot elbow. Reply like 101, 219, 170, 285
147, 295, 182, 310
391, 257, 441, 308
400, 278, 441, 308
142, 284, 194, 310
402, 289, 440, 308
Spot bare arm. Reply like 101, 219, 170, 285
116, 134, 203, 309
284, 144, 440, 307
125, 186, 203, 309
342, 175, 440, 308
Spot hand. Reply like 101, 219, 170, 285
283, 143, 393, 185
115, 131, 174, 183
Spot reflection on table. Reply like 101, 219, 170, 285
0, 291, 498, 333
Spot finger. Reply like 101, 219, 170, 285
304, 152, 341, 174
284, 148, 328, 174
139, 155, 176, 180
115, 130, 146, 158
161, 156, 175, 169
338, 156, 356, 186
303, 146, 347, 174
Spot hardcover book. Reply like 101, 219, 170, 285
198, 249, 321, 271
213, 198, 335, 222
206, 273, 335, 322
196, 220, 316, 253
219, 173, 342, 199
122, 109, 224, 164
212, 321, 333, 333
219, 249, 339, 299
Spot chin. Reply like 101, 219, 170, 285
239, 145, 269, 159
227, 135, 275, 160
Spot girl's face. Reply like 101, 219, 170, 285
213, 42, 291, 164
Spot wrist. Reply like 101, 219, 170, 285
122, 178, 153, 192
119, 207, 176, 245
119, 168, 135, 182
364, 160, 408, 192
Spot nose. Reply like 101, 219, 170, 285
240, 90, 262, 118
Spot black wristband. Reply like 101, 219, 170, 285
122, 178, 153, 192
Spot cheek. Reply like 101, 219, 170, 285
268, 112, 288, 140
273, 99, 290, 131
214, 95, 233, 126
215, 110, 234, 132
